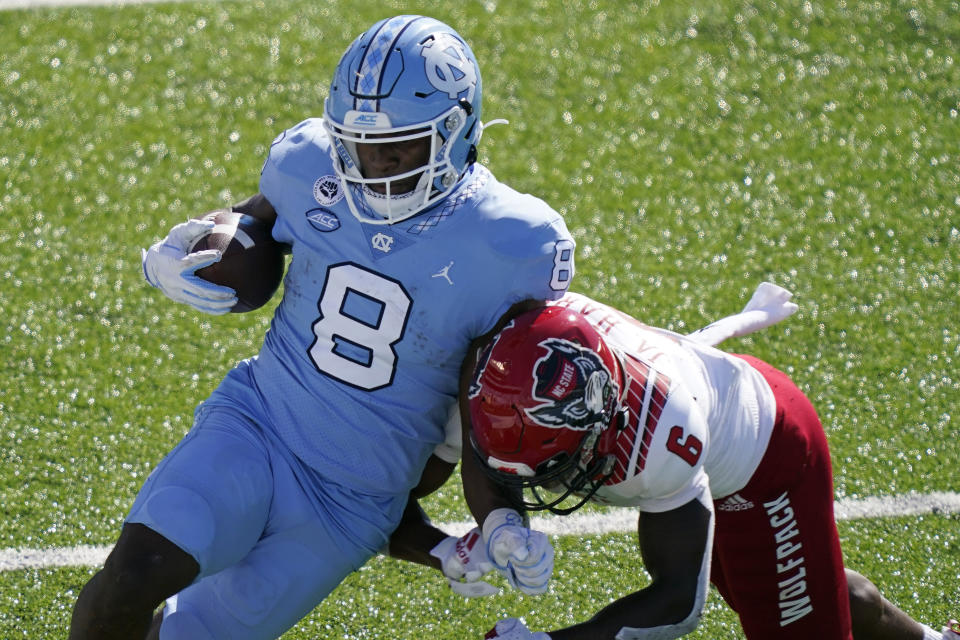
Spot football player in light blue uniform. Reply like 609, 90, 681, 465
69, 15, 573, 640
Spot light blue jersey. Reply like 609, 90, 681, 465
125, 17, 577, 639
206, 118, 575, 496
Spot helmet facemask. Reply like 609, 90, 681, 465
474, 404, 626, 516
323, 103, 474, 224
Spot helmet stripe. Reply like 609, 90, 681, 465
354, 15, 422, 112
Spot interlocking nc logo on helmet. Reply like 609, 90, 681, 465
420, 33, 477, 102
526, 338, 615, 430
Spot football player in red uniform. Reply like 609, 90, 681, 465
391, 282, 804, 598
464, 293, 956, 640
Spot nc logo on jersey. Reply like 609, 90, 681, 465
526, 338, 616, 430
420, 33, 477, 101
313, 175, 343, 206
306, 207, 340, 232
371, 232, 394, 253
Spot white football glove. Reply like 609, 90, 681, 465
141, 218, 238, 315
482, 508, 554, 596
429, 527, 499, 597
687, 281, 798, 347
484, 617, 551, 640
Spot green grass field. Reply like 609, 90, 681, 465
1, 0, 958, 637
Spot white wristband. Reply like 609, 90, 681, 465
428, 536, 457, 565
482, 508, 525, 543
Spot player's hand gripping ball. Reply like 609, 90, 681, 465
190, 210, 285, 312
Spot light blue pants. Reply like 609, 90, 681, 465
127, 404, 406, 639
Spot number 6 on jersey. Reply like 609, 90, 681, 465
666, 425, 703, 466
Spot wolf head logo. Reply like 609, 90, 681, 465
526, 338, 616, 430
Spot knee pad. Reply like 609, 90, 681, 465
159, 609, 217, 640
129, 452, 272, 573
134, 486, 217, 569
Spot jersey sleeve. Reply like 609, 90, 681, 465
631, 382, 711, 513
635, 465, 710, 514
480, 211, 576, 336
258, 118, 326, 245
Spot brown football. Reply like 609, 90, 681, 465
190, 209, 285, 313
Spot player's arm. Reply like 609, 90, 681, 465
507, 497, 711, 640
386, 454, 501, 598
686, 281, 798, 347
460, 299, 547, 524
141, 194, 284, 314
543, 394, 716, 638
231, 192, 278, 226
387, 454, 456, 568
559, 499, 711, 639
460, 299, 558, 597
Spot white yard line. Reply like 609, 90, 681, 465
3, 490, 959, 572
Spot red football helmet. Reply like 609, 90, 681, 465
468, 305, 625, 514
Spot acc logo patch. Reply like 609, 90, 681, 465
421, 33, 477, 101
306, 207, 340, 232
313, 175, 343, 206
